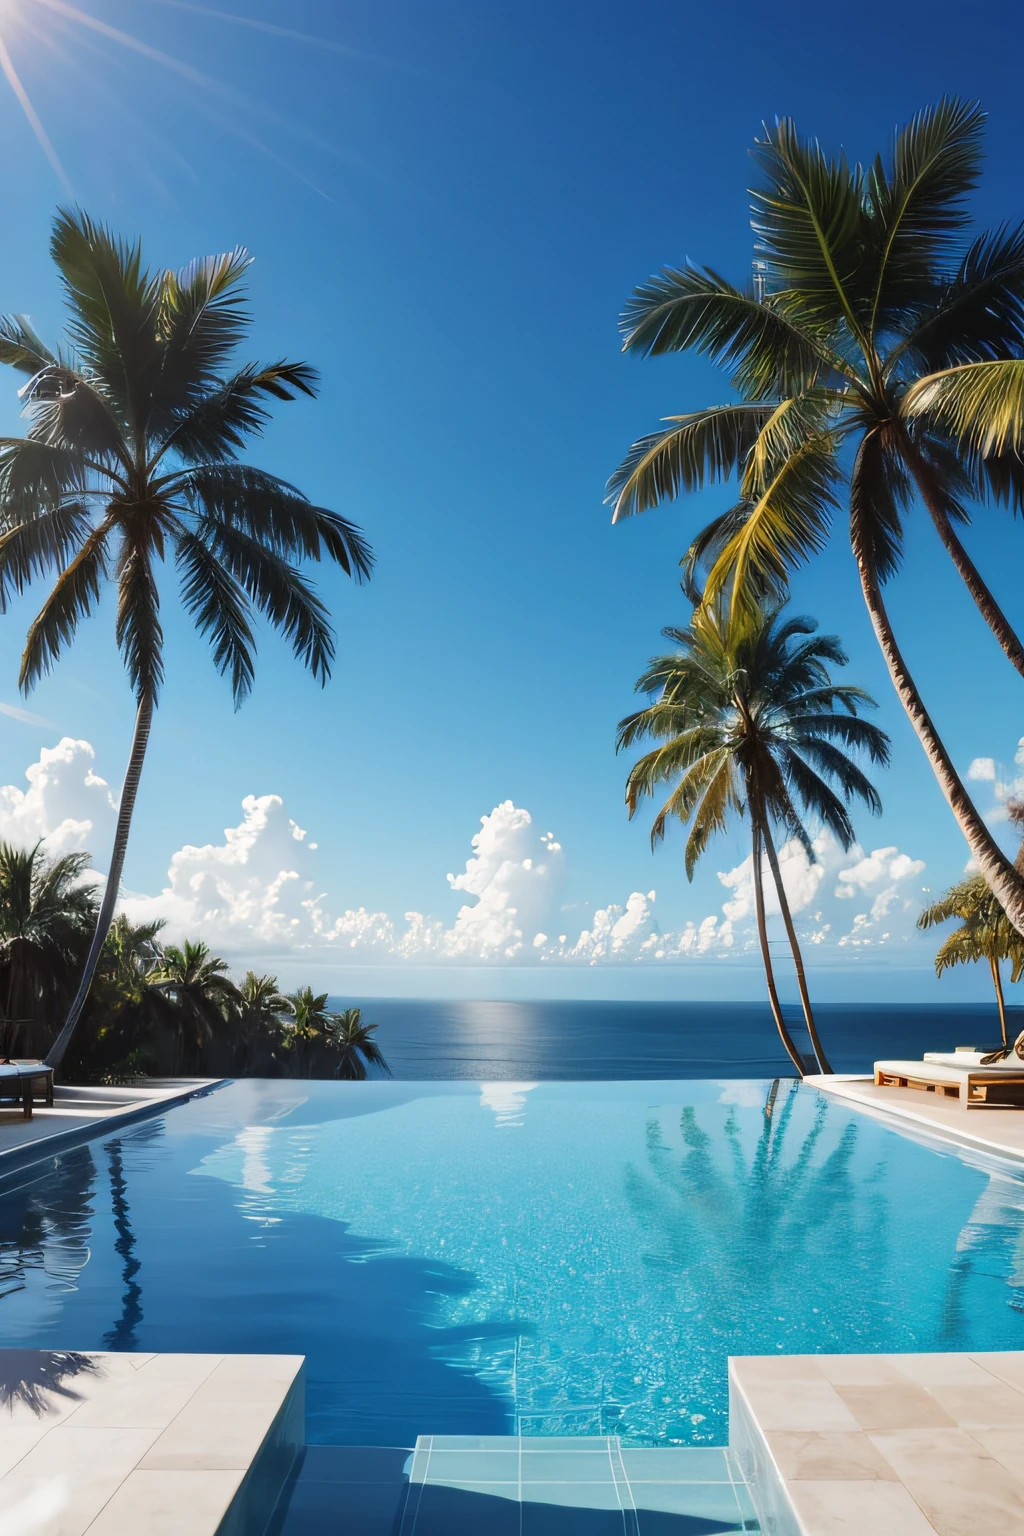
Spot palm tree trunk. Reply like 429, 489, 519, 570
906, 444, 1024, 679
991, 956, 1009, 1051
850, 503, 1024, 937
751, 824, 805, 1076
761, 819, 833, 1074
45, 692, 155, 1069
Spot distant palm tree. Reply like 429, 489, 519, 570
0, 210, 374, 1067
285, 989, 390, 1079
919, 876, 1024, 1054
331, 1007, 391, 1081
235, 971, 293, 1074
151, 940, 240, 1075
0, 841, 97, 1057
608, 100, 1024, 934
618, 603, 889, 1075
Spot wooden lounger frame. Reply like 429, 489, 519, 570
875, 1064, 1024, 1109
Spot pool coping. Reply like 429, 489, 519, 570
0, 1079, 230, 1181
805, 1072, 1024, 1166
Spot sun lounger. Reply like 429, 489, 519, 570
0, 1062, 55, 1120
874, 1056, 1024, 1108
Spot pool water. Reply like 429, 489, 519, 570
2, 1078, 1024, 1446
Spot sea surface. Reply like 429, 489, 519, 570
330, 997, 1021, 1080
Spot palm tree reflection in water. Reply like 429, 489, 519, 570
102, 1139, 143, 1352
624, 1085, 890, 1345
0, 1147, 97, 1303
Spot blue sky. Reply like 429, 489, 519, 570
0, 0, 1020, 999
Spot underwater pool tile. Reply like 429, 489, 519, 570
620, 1447, 732, 1482
520, 1449, 616, 1481
630, 1482, 743, 1521
423, 1448, 519, 1482
428, 1435, 521, 1450
520, 1502, 627, 1535
520, 1480, 622, 1509
408, 1482, 520, 1534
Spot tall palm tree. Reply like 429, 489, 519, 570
618, 603, 889, 1074
331, 1006, 391, 1081
150, 940, 240, 1075
608, 100, 1024, 933
918, 875, 1024, 1054
0, 840, 98, 1057
234, 971, 293, 1075
0, 210, 374, 1066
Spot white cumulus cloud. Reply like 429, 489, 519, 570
0, 738, 117, 861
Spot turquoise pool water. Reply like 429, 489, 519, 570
2, 1078, 1024, 1445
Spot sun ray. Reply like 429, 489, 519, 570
147, 0, 399, 68
0, 24, 72, 191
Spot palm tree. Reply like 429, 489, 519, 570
918, 875, 1024, 1054
0, 841, 98, 1057
0, 210, 374, 1067
618, 602, 889, 1075
331, 1006, 391, 1081
150, 940, 240, 1075
608, 100, 1024, 934
234, 971, 293, 1074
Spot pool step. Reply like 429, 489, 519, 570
270, 1437, 759, 1534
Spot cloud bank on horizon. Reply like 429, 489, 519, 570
0, 736, 966, 969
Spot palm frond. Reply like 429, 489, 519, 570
203, 521, 335, 684
0, 314, 57, 376
181, 463, 372, 578
895, 222, 1024, 375
174, 531, 256, 706
20, 525, 110, 691
0, 501, 92, 611
907, 359, 1024, 455
607, 403, 777, 522
704, 434, 840, 612
865, 98, 986, 335
848, 427, 911, 581
50, 208, 160, 429
620, 263, 841, 391
153, 248, 252, 414
114, 536, 164, 702
157, 361, 319, 463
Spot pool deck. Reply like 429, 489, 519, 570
0, 1349, 304, 1536
731, 1350, 1024, 1535
0, 1079, 226, 1174
805, 1072, 1024, 1163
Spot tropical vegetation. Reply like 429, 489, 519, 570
0, 210, 373, 1068
918, 874, 1024, 1055
618, 600, 889, 1074
0, 839, 388, 1081
608, 99, 1024, 935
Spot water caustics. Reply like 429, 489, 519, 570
1, 1079, 1024, 1444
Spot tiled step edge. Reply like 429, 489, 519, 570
728, 1364, 804, 1536
216, 1366, 306, 1536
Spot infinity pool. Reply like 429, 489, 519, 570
2, 1079, 1024, 1445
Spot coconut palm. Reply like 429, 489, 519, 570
918, 875, 1024, 1054
150, 940, 240, 1075
0, 210, 373, 1067
618, 602, 889, 1074
608, 99, 1024, 933
330, 1007, 391, 1081
0, 841, 98, 1057
234, 971, 293, 1074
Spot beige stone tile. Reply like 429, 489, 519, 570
787, 1478, 938, 1534
765, 1429, 899, 1482
890, 1354, 1001, 1388
730, 1355, 825, 1382
0, 1423, 51, 1477
67, 1373, 209, 1430
930, 1381, 1024, 1429
870, 1428, 1024, 1536
193, 1354, 302, 1404
816, 1355, 905, 1386
969, 1352, 1024, 1391
84, 1468, 245, 1535
0, 1426, 158, 1536
140, 1397, 281, 1471
835, 1382, 956, 1431
969, 1428, 1024, 1483
1, 1391, 84, 1431
125, 1355, 156, 1370
736, 1377, 860, 1432
132, 1354, 223, 1383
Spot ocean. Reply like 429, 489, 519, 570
328, 997, 1021, 1079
